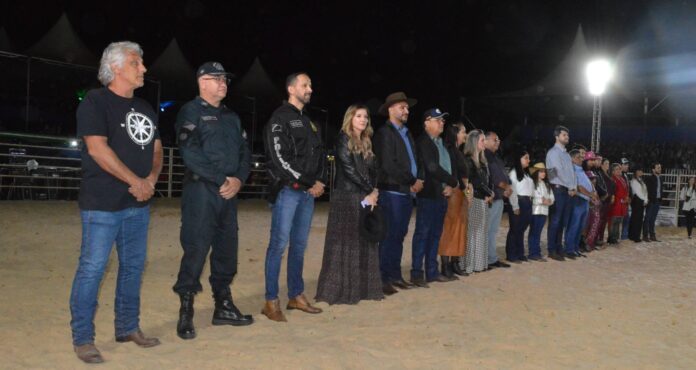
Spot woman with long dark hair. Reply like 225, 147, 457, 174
315, 104, 383, 305
583, 152, 603, 251
528, 163, 554, 261
680, 176, 696, 239
438, 122, 471, 278
505, 149, 533, 263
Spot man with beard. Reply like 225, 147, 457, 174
374, 92, 424, 295
545, 125, 577, 261
173, 62, 254, 340
262, 72, 326, 322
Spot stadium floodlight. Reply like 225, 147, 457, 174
586, 59, 612, 96
586, 58, 613, 153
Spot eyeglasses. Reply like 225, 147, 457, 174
201, 76, 230, 84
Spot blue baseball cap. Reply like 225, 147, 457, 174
423, 108, 449, 121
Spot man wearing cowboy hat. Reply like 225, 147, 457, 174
373, 92, 424, 295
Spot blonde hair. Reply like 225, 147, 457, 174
341, 104, 374, 159
463, 129, 487, 168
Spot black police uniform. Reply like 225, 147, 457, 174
173, 96, 251, 295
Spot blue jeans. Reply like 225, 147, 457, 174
547, 187, 572, 254
379, 191, 413, 283
565, 197, 589, 254
264, 186, 315, 300
411, 197, 448, 280
528, 214, 547, 258
487, 199, 504, 264
70, 206, 150, 346
643, 202, 660, 238
505, 197, 532, 261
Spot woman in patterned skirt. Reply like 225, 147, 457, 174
460, 129, 494, 274
583, 151, 603, 251
438, 122, 472, 278
315, 105, 383, 305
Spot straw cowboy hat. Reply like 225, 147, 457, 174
529, 162, 546, 175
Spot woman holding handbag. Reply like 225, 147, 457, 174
316, 105, 383, 305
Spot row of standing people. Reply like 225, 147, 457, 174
66, 41, 679, 365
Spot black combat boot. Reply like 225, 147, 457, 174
212, 288, 254, 326
177, 292, 196, 339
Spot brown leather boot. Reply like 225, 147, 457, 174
287, 294, 322, 314
116, 329, 161, 348
74, 343, 104, 364
261, 299, 287, 322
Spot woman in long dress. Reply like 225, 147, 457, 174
460, 130, 494, 274
438, 122, 472, 278
315, 105, 383, 305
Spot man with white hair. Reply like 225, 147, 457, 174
69, 41, 162, 363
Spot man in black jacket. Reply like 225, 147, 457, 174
261, 72, 326, 322
410, 108, 459, 287
373, 92, 424, 295
643, 162, 663, 242
173, 62, 253, 340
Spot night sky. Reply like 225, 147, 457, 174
2, 0, 696, 145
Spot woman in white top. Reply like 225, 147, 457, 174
680, 176, 696, 239
505, 150, 533, 262
628, 168, 649, 242
528, 162, 554, 261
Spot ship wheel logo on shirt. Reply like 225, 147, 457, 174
125, 110, 155, 149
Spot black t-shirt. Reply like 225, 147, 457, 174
77, 87, 159, 211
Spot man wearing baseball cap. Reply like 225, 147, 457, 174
373, 92, 424, 295
173, 61, 253, 339
411, 108, 459, 287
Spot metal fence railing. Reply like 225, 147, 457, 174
0, 132, 335, 201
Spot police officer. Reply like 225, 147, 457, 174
261, 72, 326, 322
173, 62, 253, 339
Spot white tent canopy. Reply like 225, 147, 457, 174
148, 38, 197, 100
234, 57, 282, 105
25, 13, 97, 65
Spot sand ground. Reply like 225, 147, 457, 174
1, 199, 695, 369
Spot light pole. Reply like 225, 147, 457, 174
586, 59, 612, 153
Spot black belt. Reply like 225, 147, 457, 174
552, 184, 568, 191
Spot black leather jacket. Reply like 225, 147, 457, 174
333, 133, 377, 194
465, 156, 494, 199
